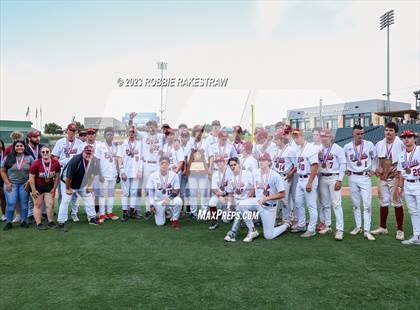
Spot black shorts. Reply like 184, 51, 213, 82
35, 184, 54, 194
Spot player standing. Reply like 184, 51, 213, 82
343, 125, 377, 241
239, 141, 258, 174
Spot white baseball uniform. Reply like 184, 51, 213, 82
375, 137, 405, 208
397, 145, 420, 237
96, 141, 119, 215
252, 141, 276, 160
117, 139, 143, 211
294, 142, 319, 232
318, 143, 346, 231
210, 142, 238, 171
147, 170, 182, 226
163, 143, 185, 172
344, 140, 377, 232
239, 153, 258, 175
272, 144, 296, 221
209, 167, 232, 222
239, 168, 288, 240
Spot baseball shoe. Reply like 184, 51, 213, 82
401, 235, 420, 245
316, 222, 326, 232
3, 222, 12, 231
396, 230, 405, 241
98, 215, 107, 223
121, 213, 129, 222
27, 215, 34, 225
350, 227, 362, 235
224, 231, 237, 242
190, 213, 198, 221
12, 215, 21, 223
243, 230, 259, 242
57, 223, 68, 232
144, 211, 152, 221
291, 225, 306, 233
36, 223, 47, 230
364, 232, 376, 241
319, 226, 331, 235
71, 213, 80, 223
171, 220, 182, 230
0, 215, 6, 222
89, 218, 100, 226
107, 213, 119, 221
301, 231, 316, 238
371, 227, 388, 235
209, 222, 219, 230
20, 221, 29, 228
335, 230, 344, 241
47, 221, 57, 229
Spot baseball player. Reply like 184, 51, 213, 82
237, 152, 289, 242
224, 157, 255, 242
117, 126, 143, 222
290, 128, 319, 237
210, 130, 238, 172
96, 127, 119, 223
252, 130, 276, 160
343, 125, 377, 241
272, 129, 297, 222
147, 156, 182, 229
239, 141, 258, 174
318, 128, 346, 240
179, 129, 191, 213
208, 155, 232, 230
232, 126, 244, 156
185, 125, 213, 219
56, 145, 100, 231
204, 120, 221, 151
395, 130, 420, 245
51, 123, 83, 222
372, 122, 405, 240
162, 129, 184, 174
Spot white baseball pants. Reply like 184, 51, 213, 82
154, 197, 182, 226
187, 174, 209, 216
98, 179, 117, 215
349, 175, 372, 232
59, 180, 80, 217
295, 177, 318, 233
319, 175, 344, 231
404, 181, 420, 236
121, 178, 139, 211
57, 188, 96, 224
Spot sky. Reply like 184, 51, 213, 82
1, 0, 419, 130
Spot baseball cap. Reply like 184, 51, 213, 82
233, 125, 243, 134
274, 129, 285, 139
283, 124, 293, 134
27, 130, 40, 138
259, 152, 271, 161
211, 120, 221, 127
192, 125, 203, 135
162, 123, 171, 129
79, 129, 87, 136
243, 141, 253, 151
214, 155, 225, 162
67, 123, 77, 131
83, 145, 94, 154
178, 123, 188, 129
320, 128, 332, 138
256, 130, 268, 140
86, 128, 96, 135
400, 130, 417, 138
218, 131, 228, 139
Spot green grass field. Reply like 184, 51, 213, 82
1, 197, 419, 310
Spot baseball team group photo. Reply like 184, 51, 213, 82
1, 0, 419, 309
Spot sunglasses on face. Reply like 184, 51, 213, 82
68, 129, 76, 132
41, 150, 50, 154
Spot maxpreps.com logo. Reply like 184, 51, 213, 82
197, 209, 260, 221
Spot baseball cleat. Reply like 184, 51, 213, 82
171, 220, 182, 230
243, 230, 259, 242
190, 213, 198, 221
301, 231, 316, 238
106, 213, 119, 221
291, 225, 306, 233
144, 211, 152, 221
401, 235, 420, 245
121, 213, 129, 222
98, 215, 107, 223
319, 226, 332, 235
224, 231, 237, 242
335, 230, 344, 241
396, 230, 405, 241
27, 215, 34, 225
364, 232, 376, 241
371, 227, 388, 235
3, 222, 12, 231
350, 227, 362, 235
209, 222, 219, 230
57, 223, 68, 232
89, 218, 100, 226
316, 222, 326, 232
71, 213, 80, 223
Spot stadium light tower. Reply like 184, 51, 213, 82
157, 62, 167, 126
380, 10, 394, 113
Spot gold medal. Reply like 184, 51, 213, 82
405, 168, 411, 174
321, 163, 327, 168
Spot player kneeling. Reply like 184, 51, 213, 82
147, 156, 182, 229
237, 152, 290, 242
224, 157, 255, 242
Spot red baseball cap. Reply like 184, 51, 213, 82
400, 130, 417, 138
243, 141, 253, 151
27, 130, 40, 138
283, 124, 292, 134
83, 145, 94, 154
86, 128, 96, 134
233, 125, 243, 134
320, 128, 332, 138
274, 129, 285, 139
214, 155, 225, 162
218, 131, 228, 139
259, 152, 271, 161
67, 123, 77, 131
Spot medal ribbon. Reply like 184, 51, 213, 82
16, 155, 24, 170
353, 141, 364, 162
66, 139, 75, 156
128, 140, 136, 156
385, 142, 393, 160
28, 144, 39, 159
233, 169, 242, 192
322, 144, 333, 164
263, 169, 271, 193
218, 167, 227, 190
41, 159, 51, 181
404, 145, 417, 170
